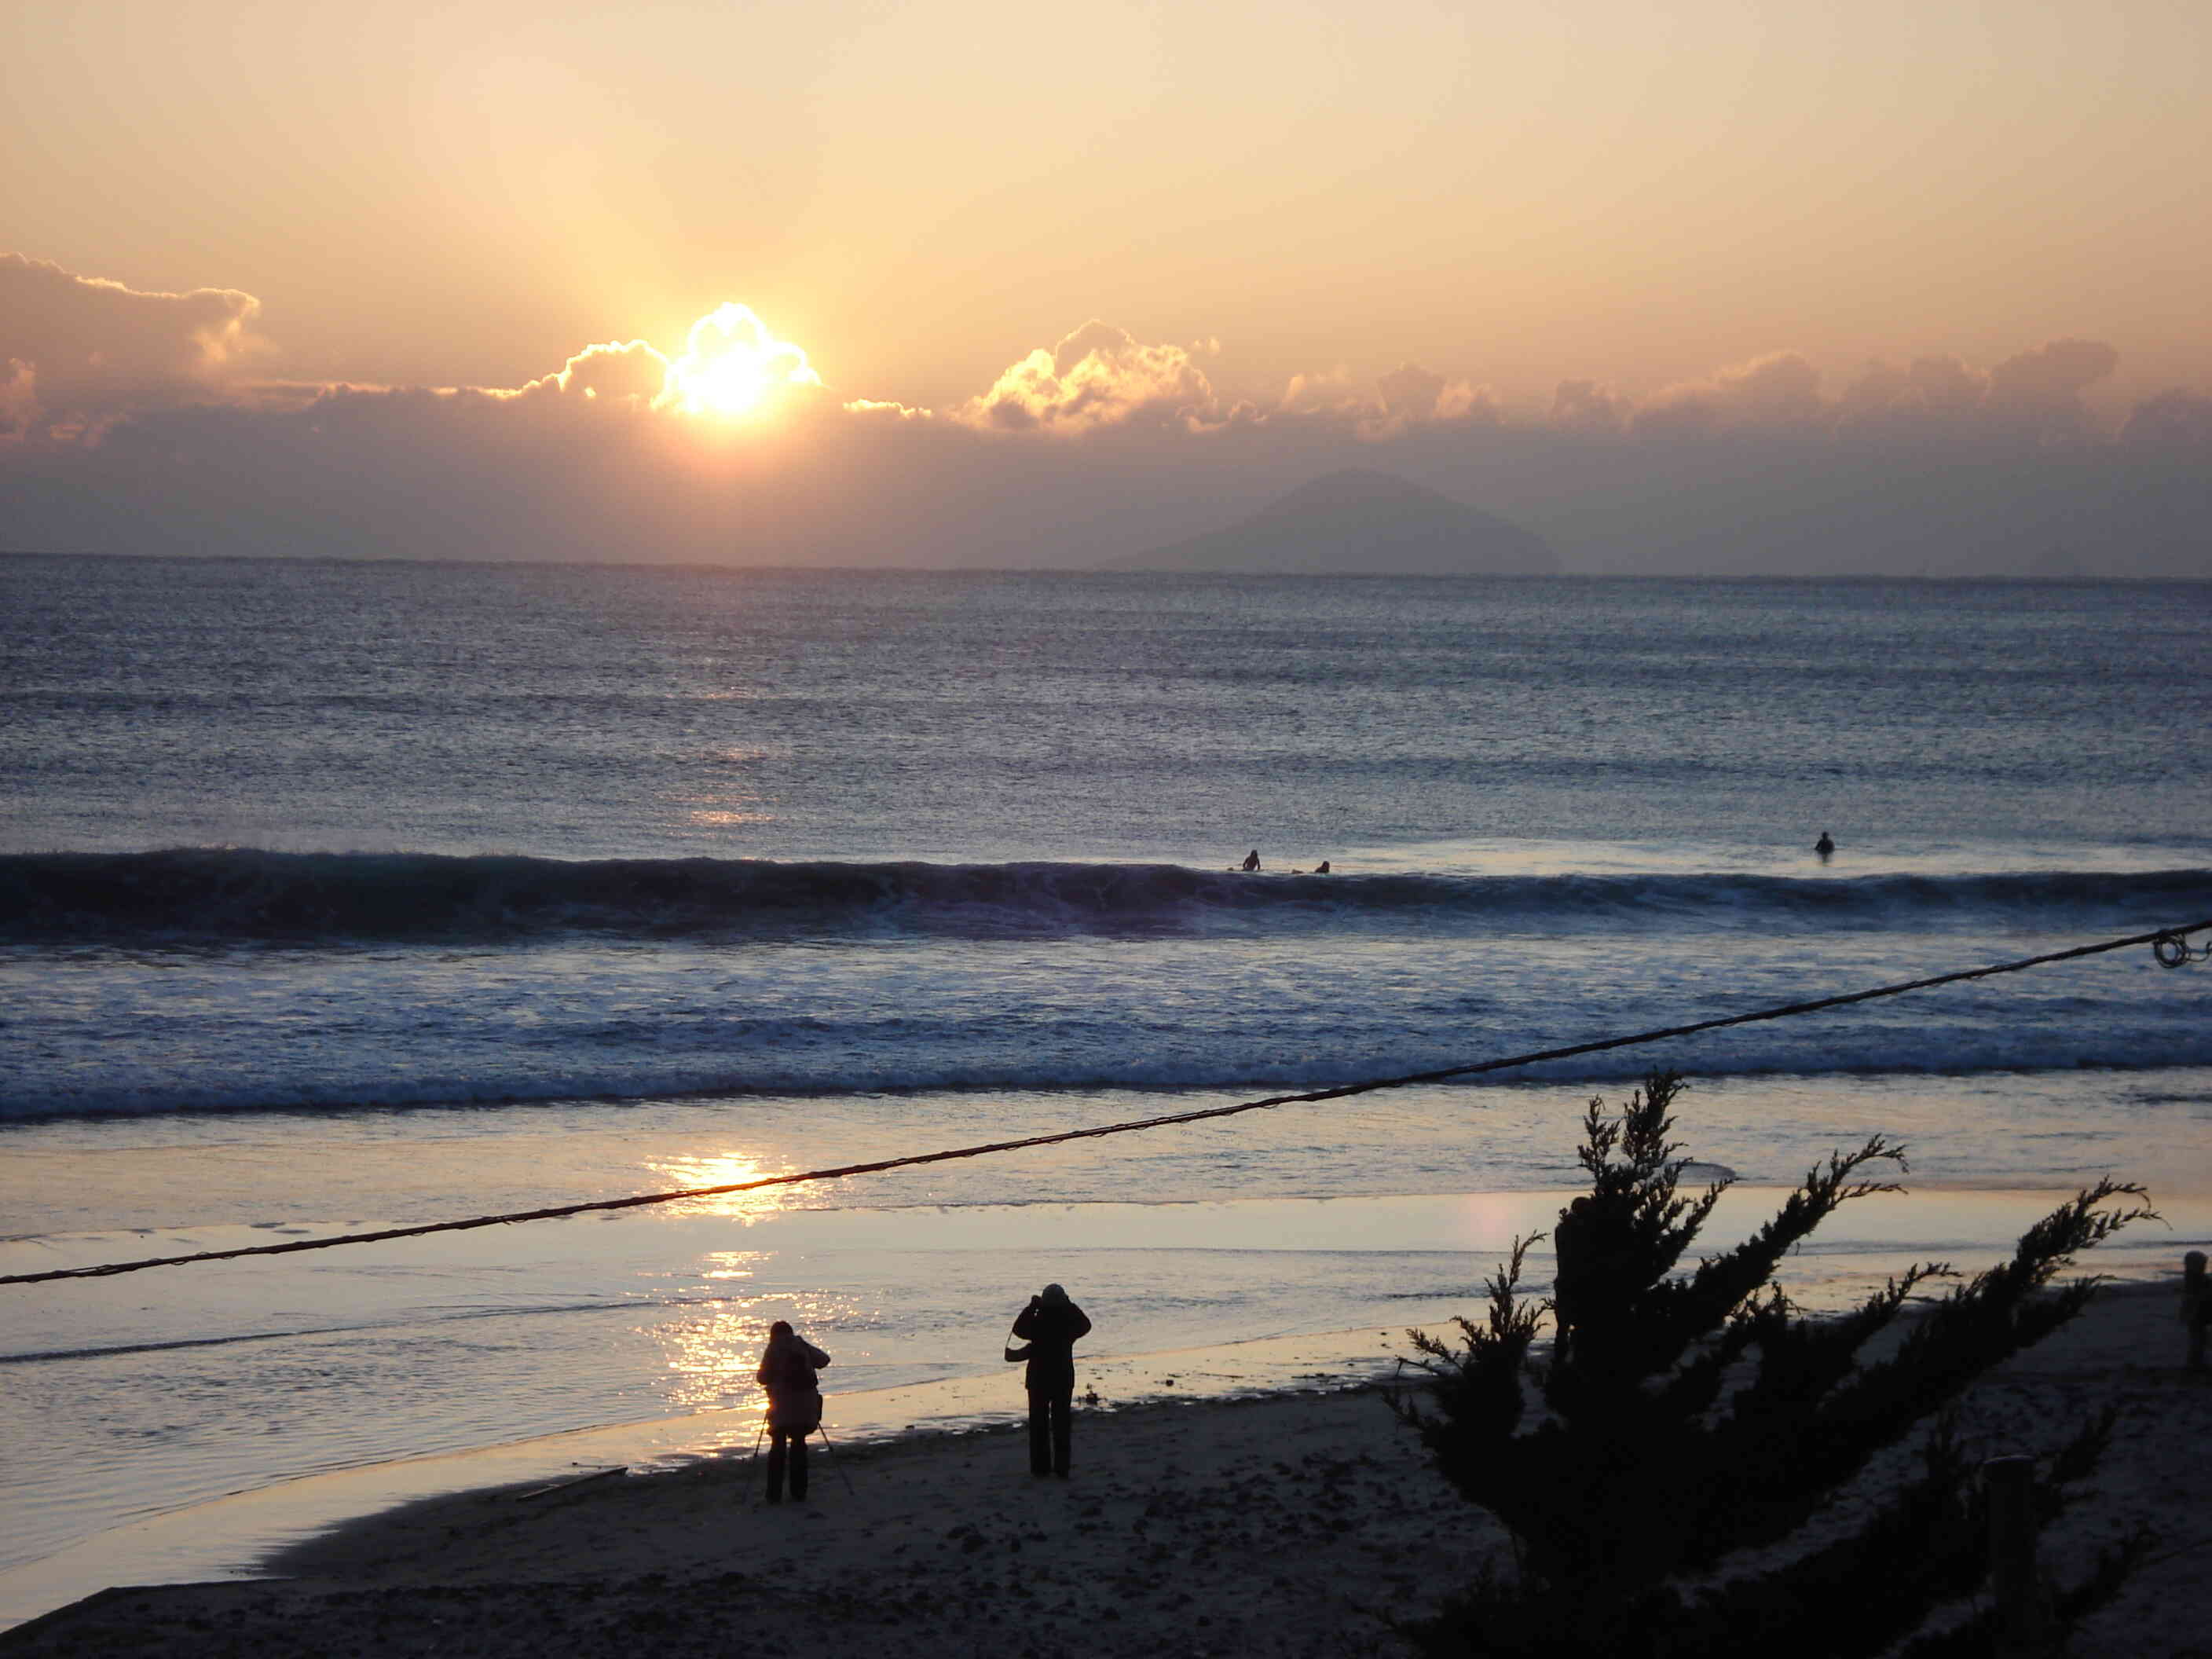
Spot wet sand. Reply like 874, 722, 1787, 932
8, 1282, 2211, 1657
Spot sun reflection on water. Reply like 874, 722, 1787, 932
673, 743, 777, 830
641, 1158, 854, 1413
655, 1255, 860, 1415
646, 1151, 798, 1221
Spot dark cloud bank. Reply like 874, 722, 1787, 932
3, 255, 2207, 577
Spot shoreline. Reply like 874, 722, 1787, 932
9, 1280, 2212, 1657
0, 1321, 1432, 1631
6, 1180, 2210, 1637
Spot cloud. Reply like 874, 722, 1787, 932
0, 254, 267, 439
1714, 351, 1824, 425
1636, 351, 1824, 436
1375, 362, 1448, 419
840, 396, 932, 421
0, 253, 2203, 577
2119, 388, 2212, 451
1612, 340, 2123, 449
1273, 361, 1500, 438
655, 303, 825, 418
1432, 381, 1502, 425
1549, 379, 1630, 434
1278, 365, 1361, 416
1829, 342, 2119, 447
958, 321, 1222, 432
514, 339, 671, 407
1368, 363, 1500, 433
1980, 337, 2119, 443
1, 361, 37, 438
1833, 353, 1990, 438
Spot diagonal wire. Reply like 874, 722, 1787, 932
5, 917, 2207, 1287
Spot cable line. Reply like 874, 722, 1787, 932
6, 917, 2207, 1288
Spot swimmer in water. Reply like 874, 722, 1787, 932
1814, 832, 1835, 859
1240, 849, 1261, 872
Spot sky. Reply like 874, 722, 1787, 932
3, 0, 2208, 573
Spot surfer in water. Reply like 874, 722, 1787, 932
1240, 849, 1261, 872
1814, 832, 1835, 861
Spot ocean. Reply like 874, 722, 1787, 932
4, 554, 2210, 1616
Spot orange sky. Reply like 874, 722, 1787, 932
8, 0, 2207, 409
2, 0, 2207, 573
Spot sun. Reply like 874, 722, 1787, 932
661, 302, 821, 418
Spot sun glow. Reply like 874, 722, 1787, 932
659, 302, 821, 418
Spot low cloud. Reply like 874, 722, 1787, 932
513, 339, 671, 407
0, 254, 268, 440
1550, 379, 1631, 434
1278, 365, 1360, 417
958, 321, 1222, 432
1981, 337, 2120, 443
1636, 352, 1824, 437
840, 397, 933, 421
0, 360, 37, 438
1, 253, 2205, 576
654, 303, 825, 419
1274, 361, 1499, 438
2119, 389, 2212, 451
1617, 340, 2124, 449
1834, 354, 1990, 438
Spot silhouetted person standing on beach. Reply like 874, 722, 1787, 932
2184, 1251, 2209, 1372
756, 1320, 830, 1503
1007, 1283, 1091, 1476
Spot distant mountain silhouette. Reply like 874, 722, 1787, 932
1106, 469, 1559, 575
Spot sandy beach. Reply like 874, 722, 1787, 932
9, 1280, 2211, 1658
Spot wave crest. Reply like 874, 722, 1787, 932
2, 849, 2207, 947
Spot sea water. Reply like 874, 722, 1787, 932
4, 556, 2210, 1608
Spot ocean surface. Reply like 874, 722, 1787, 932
5, 555, 2211, 1611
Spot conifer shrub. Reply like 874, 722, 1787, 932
1393, 1071, 2153, 1659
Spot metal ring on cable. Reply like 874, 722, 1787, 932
2152, 931, 2210, 969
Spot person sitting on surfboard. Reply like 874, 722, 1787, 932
1240, 849, 1261, 872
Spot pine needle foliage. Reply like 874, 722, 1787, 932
1394, 1071, 2155, 1659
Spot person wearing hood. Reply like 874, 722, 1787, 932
755, 1320, 831, 1503
1006, 1283, 1093, 1477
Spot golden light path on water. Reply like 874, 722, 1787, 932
644, 1152, 851, 1414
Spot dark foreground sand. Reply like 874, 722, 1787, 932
9, 1284, 2210, 1658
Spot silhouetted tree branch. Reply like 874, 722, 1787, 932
1391, 1071, 2155, 1658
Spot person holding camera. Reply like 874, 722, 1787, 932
1005, 1282, 1093, 1477
756, 1320, 831, 1503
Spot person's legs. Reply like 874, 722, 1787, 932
1027, 1390, 1053, 1474
1049, 1386, 1074, 1476
789, 1428, 811, 1500
765, 1428, 790, 1502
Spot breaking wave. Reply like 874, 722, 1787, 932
4, 850, 2206, 947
